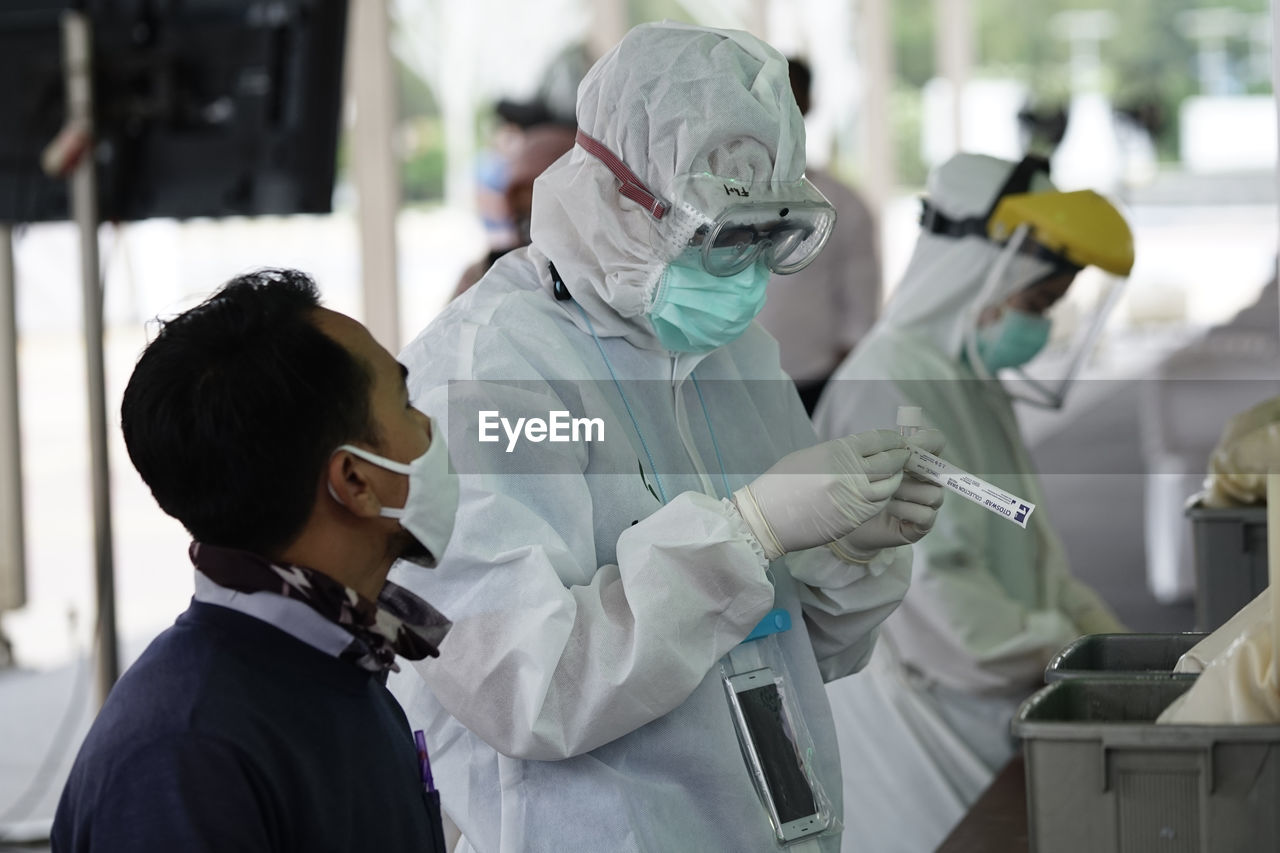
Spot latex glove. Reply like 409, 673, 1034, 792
732, 430, 910, 560
828, 429, 947, 563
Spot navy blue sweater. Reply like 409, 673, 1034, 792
52, 601, 445, 852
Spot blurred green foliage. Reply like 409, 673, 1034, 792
401, 117, 446, 201
398, 57, 444, 203
891, 0, 1270, 182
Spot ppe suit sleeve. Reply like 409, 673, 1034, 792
399, 381, 774, 762
785, 545, 912, 681
761, 356, 912, 682
1055, 572, 1126, 635
902, 503, 1081, 688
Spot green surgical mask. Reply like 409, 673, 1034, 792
975, 308, 1051, 373
648, 258, 770, 353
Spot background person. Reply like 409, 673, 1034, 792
461, 44, 589, 297
52, 269, 456, 853
814, 153, 1132, 851
453, 124, 577, 298
755, 57, 882, 415
389, 22, 943, 853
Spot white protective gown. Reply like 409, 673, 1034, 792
813, 193, 1123, 852
387, 23, 911, 853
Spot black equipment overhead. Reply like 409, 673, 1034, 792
0, 0, 349, 224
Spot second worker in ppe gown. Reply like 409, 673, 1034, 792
387, 22, 942, 853
813, 152, 1130, 852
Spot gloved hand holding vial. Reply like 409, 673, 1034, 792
897, 406, 1037, 529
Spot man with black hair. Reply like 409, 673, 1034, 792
52, 269, 456, 852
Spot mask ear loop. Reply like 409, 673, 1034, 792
325, 443, 417, 515
644, 203, 716, 313
964, 223, 1032, 382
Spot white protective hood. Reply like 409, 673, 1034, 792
882, 153, 1056, 365
530, 21, 805, 349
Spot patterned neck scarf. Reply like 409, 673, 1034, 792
190, 542, 451, 673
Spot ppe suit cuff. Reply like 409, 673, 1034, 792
1059, 578, 1127, 634
1071, 607, 1127, 635
1026, 609, 1082, 654
720, 498, 771, 566
827, 536, 877, 565
729, 487, 783, 561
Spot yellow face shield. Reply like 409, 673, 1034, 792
964, 177, 1135, 409
987, 189, 1135, 276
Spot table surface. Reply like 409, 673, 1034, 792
935, 754, 1029, 853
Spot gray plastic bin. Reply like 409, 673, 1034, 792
1185, 502, 1267, 631
1013, 678, 1280, 853
1045, 633, 1205, 683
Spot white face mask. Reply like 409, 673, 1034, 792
332, 424, 459, 568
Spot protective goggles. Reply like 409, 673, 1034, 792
575, 130, 836, 277
665, 174, 836, 276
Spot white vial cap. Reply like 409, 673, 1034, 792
896, 406, 924, 429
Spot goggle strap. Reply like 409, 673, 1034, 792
921, 200, 1081, 273
922, 154, 1053, 240
986, 155, 1051, 212
576, 130, 668, 220
919, 200, 987, 239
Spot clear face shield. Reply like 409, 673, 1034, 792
956, 185, 1136, 409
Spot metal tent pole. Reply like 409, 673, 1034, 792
62, 10, 118, 704
347, 0, 401, 353
0, 225, 24, 669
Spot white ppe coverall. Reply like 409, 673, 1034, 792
813, 154, 1123, 852
387, 22, 911, 853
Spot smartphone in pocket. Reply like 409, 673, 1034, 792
726, 667, 829, 843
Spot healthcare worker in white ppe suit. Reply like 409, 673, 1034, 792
813, 152, 1134, 852
387, 21, 945, 853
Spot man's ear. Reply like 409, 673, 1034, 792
327, 450, 383, 518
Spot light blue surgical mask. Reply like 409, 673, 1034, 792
974, 308, 1051, 373
648, 258, 770, 352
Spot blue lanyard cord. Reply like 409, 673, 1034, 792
573, 300, 669, 505
691, 375, 733, 500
